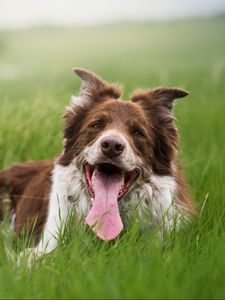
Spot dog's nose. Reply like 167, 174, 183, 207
101, 136, 125, 158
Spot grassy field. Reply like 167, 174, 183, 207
0, 17, 225, 298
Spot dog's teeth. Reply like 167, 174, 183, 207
92, 167, 98, 177
91, 167, 98, 185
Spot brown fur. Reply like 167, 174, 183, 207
0, 69, 195, 243
59, 99, 155, 175
0, 161, 53, 241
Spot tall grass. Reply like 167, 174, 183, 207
0, 18, 225, 298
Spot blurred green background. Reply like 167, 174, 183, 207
0, 15, 225, 299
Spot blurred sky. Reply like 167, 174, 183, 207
0, 0, 225, 29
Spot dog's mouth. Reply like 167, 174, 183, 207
85, 163, 138, 200
84, 162, 139, 241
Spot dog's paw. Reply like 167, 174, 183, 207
17, 248, 43, 268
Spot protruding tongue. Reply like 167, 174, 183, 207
85, 171, 123, 240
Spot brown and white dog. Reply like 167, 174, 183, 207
0, 68, 194, 257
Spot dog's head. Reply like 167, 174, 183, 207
59, 68, 189, 240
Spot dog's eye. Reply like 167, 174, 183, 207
91, 121, 102, 129
133, 129, 145, 137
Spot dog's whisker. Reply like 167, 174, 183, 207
0, 67, 194, 262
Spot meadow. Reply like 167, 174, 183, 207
0, 17, 225, 298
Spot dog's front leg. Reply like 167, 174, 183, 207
36, 192, 71, 255
18, 190, 71, 266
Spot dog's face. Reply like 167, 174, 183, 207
59, 68, 188, 240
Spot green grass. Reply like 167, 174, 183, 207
0, 17, 225, 298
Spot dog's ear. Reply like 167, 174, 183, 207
74, 68, 106, 101
131, 87, 189, 175
131, 87, 189, 109
72, 67, 122, 107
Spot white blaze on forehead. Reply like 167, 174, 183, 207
98, 129, 127, 140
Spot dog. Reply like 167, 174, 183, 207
0, 68, 195, 258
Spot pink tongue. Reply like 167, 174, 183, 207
85, 172, 123, 241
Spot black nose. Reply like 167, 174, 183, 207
101, 136, 125, 158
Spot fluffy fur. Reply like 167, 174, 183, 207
0, 68, 195, 258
